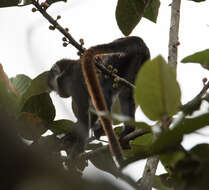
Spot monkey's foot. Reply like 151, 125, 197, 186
119, 126, 135, 149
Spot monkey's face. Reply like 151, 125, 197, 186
48, 63, 70, 98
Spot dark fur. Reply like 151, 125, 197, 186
48, 36, 150, 160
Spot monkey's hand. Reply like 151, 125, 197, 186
93, 124, 105, 139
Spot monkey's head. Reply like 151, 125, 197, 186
48, 59, 76, 98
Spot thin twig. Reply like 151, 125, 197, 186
171, 81, 209, 130
88, 127, 151, 145
121, 129, 150, 144
198, 81, 209, 97
181, 81, 209, 115
95, 61, 135, 89
31, 0, 84, 53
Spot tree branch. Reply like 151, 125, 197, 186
139, 117, 172, 189
181, 80, 209, 115
139, 1, 182, 189
31, 0, 84, 53
168, 0, 181, 68
121, 129, 150, 144
95, 60, 135, 89
139, 156, 159, 190
80, 145, 142, 190
140, 1, 182, 188
138, 130, 160, 190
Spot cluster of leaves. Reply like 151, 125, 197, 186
0, 49, 208, 189
128, 53, 209, 189
0, 111, 123, 190
7, 72, 76, 139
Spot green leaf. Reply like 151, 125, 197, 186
21, 72, 50, 108
173, 144, 209, 190
149, 131, 182, 155
160, 151, 185, 173
153, 174, 173, 190
143, 0, 160, 23
181, 49, 209, 70
0, 80, 19, 115
150, 113, 209, 154
114, 126, 123, 136
181, 95, 202, 115
10, 74, 31, 96
123, 114, 209, 167
123, 146, 149, 162
134, 55, 181, 121
18, 112, 47, 140
22, 0, 32, 5
130, 133, 153, 148
125, 121, 152, 131
173, 113, 209, 135
21, 93, 55, 122
123, 133, 153, 161
89, 148, 119, 177
50, 119, 74, 134
31, 135, 61, 152
190, 144, 209, 161
116, 0, 148, 36
0, 0, 20, 7
86, 142, 103, 151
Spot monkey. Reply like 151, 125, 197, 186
48, 36, 150, 164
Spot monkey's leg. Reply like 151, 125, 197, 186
118, 88, 135, 149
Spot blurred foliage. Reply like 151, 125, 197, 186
0, 0, 20, 7
0, 0, 209, 189
50, 119, 74, 135
153, 173, 174, 190
1, 52, 209, 189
